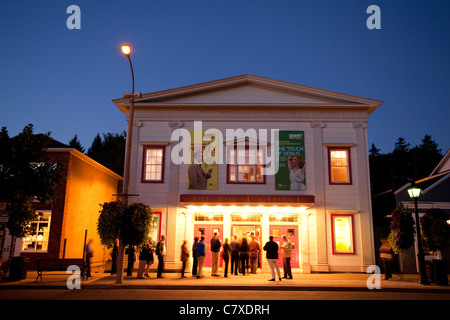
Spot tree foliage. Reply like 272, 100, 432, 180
97, 201, 152, 249
0, 124, 63, 237
68, 134, 85, 153
369, 134, 443, 195
87, 132, 126, 176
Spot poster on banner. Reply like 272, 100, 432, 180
187, 130, 218, 190
275, 131, 306, 190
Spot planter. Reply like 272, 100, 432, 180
433, 259, 448, 286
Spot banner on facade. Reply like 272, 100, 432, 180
275, 131, 306, 190
187, 130, 218, 190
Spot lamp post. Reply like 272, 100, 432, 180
407, 185, 429, 285
115, 44, 141, 284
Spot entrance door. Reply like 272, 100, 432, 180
269, 225, 299, 268
194, 224, 223, 268
231, 225, 262, 269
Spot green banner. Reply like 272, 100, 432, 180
275, 131, 306, 191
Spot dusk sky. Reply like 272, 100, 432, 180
1, 0, 449, 155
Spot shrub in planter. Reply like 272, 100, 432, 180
388, 207, 416, 254
421, 208, 450, 255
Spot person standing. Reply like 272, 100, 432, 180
192, 237, 199, 277
221, 238, 231, 278
249, 236, 260, 274
85, 239, 94, 278
156, 235, 166, 278
180, 240, 189, 278
239, 237, 250, 275
210, 232, 221, 276
145, 237, 154, 278
281, 235, 293, 279
126, 245, 136, 277
196, 236, 206, 278
137, 242, 150, 279
379, 238, 394, 280
230, 235, 240, 275
110, 239, 118, 275
263, 236, 282, 281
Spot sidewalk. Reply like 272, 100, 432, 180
2, 269, 449, 293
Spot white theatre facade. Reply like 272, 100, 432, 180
113, 74, 382, 273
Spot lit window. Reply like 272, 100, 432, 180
22, 211, 51, 251
227, 146, 264, 184
331, 214, 355, 254
142, 146, 165, 182
328, 147, 351, 184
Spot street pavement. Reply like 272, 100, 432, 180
1, 267, 449, 294
1, 269, 448, 319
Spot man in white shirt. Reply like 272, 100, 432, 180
280, 235, 293, 279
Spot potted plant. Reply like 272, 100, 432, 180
421, 208, 449, 285
388, 207, 416, 254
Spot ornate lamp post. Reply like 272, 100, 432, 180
407, 184, 429, 285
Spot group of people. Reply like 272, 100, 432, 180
110, 233, 294, 281
188, 233, 293, 281
110, 236, 165, 279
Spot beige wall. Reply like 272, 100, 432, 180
62, 152, 121, 265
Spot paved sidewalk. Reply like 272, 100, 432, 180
2, 269, 449, 293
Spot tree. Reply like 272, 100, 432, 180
410, 134, 442, 180
68, 134, 85, 153
87, 132, 126, 176
97, 201, 153, 284
390, 137, 411, 187
0, 124, 63, 237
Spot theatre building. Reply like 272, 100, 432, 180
113, 74, 382, 273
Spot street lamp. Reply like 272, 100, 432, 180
407, 183, 429, 285
116, 44, 141, 284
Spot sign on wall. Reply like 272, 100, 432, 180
275, 131, 306, 191
187, 130, 218, 190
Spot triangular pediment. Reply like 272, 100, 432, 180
113, 74, 382, 114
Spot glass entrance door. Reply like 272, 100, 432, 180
231, 224, 262, 269
194, 224, 223, 268
269, 225, 299, 268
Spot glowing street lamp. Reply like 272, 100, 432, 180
121, 44, 131, 56
116, 43, 141, 285
407, 183, 429, 285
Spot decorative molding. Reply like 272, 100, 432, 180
352, 122, 367, 129
168, 120, 184, 128
134, 109, 368, 121
310, 121, 325, 128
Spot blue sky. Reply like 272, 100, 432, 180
1, 0, 449, 154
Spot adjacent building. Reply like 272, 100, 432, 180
1, 141, 123, 271
113, 74, 383, 273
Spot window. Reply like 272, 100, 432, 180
22, 211, 51, 251
194, 213, 224, 222
331, 214, 355, 254
142, 146, 165, 183
328, 147, 352, 184
227, 146, 265, 184
269, 214, 299, 223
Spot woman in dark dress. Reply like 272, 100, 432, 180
221, 238, 231, 277
239, 237, 250, 275
192, 237, 199, 277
